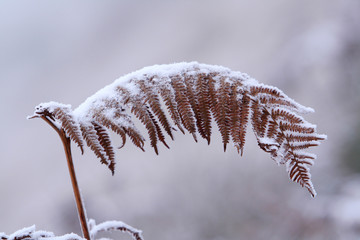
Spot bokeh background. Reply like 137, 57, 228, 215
1, 1, 360, 239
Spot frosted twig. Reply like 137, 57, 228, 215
89, 219, 144, 240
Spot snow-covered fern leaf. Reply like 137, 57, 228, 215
89, 219, 144, 240
0, 225, 83, 240
1, 220, 144, 240
35, 103, 84, 154
30, 62, 326, 196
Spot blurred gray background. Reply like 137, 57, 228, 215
1, 1, 360, 239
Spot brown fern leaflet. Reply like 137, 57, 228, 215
30, 62, 326, 196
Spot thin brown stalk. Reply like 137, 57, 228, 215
40, 116, 91, 240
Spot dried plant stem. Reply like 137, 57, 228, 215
40, 116, 91, 240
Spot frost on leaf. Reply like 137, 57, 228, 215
2, 220, 144, 240
89, 219, 144, 240
0, 225, 84, 240
30, 62, 326, 196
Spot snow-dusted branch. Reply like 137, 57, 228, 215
89, 219, 144, 240
1, 220, 144, 240
0, 225, 83, 240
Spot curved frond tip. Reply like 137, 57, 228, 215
31, 62, 326, 196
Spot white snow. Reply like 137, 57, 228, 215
70, 62, 317, 138
89, 219, 143, 240
90, 220, 142, 235
28, 101, 72, 121
258, 136, 279, 146
74, 62, 243, 121
36, 101, 72, 113
8, 225, 35, 239
49, 233, 84, 240
31, 230, 55, 239
4, 225, 69, 240
0, 232, 8, 239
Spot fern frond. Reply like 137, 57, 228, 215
123, 126, 146, 151
158, 83, 185, 134
266, 119, 278, 139
52, 105, 84, 154
279, 121, 315, 134
238, 92, 251, 155
92, 122, 115, 174
250, 85, 284, 98
250, 87, 325, 195
184, 75, 205, 140
228, 85, 241, 152
259, 108, 271, 138
80, 123, 111, 171
250, 100, 262, 136
94, 113, 127, 149
196, 75, 213, 144
287, 160, 315, 196
213, 77, 232, 151
130, 99, 161, 154
171, 75, 198, 141
31, 62, 326, 196
285, 134, 324, 143
271, 108, 304, 124
147, 107, 169, 150
137, 79, 174, 140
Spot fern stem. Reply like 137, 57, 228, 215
40, 116, 91, 240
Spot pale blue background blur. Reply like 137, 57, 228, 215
1, 1, 360, 239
